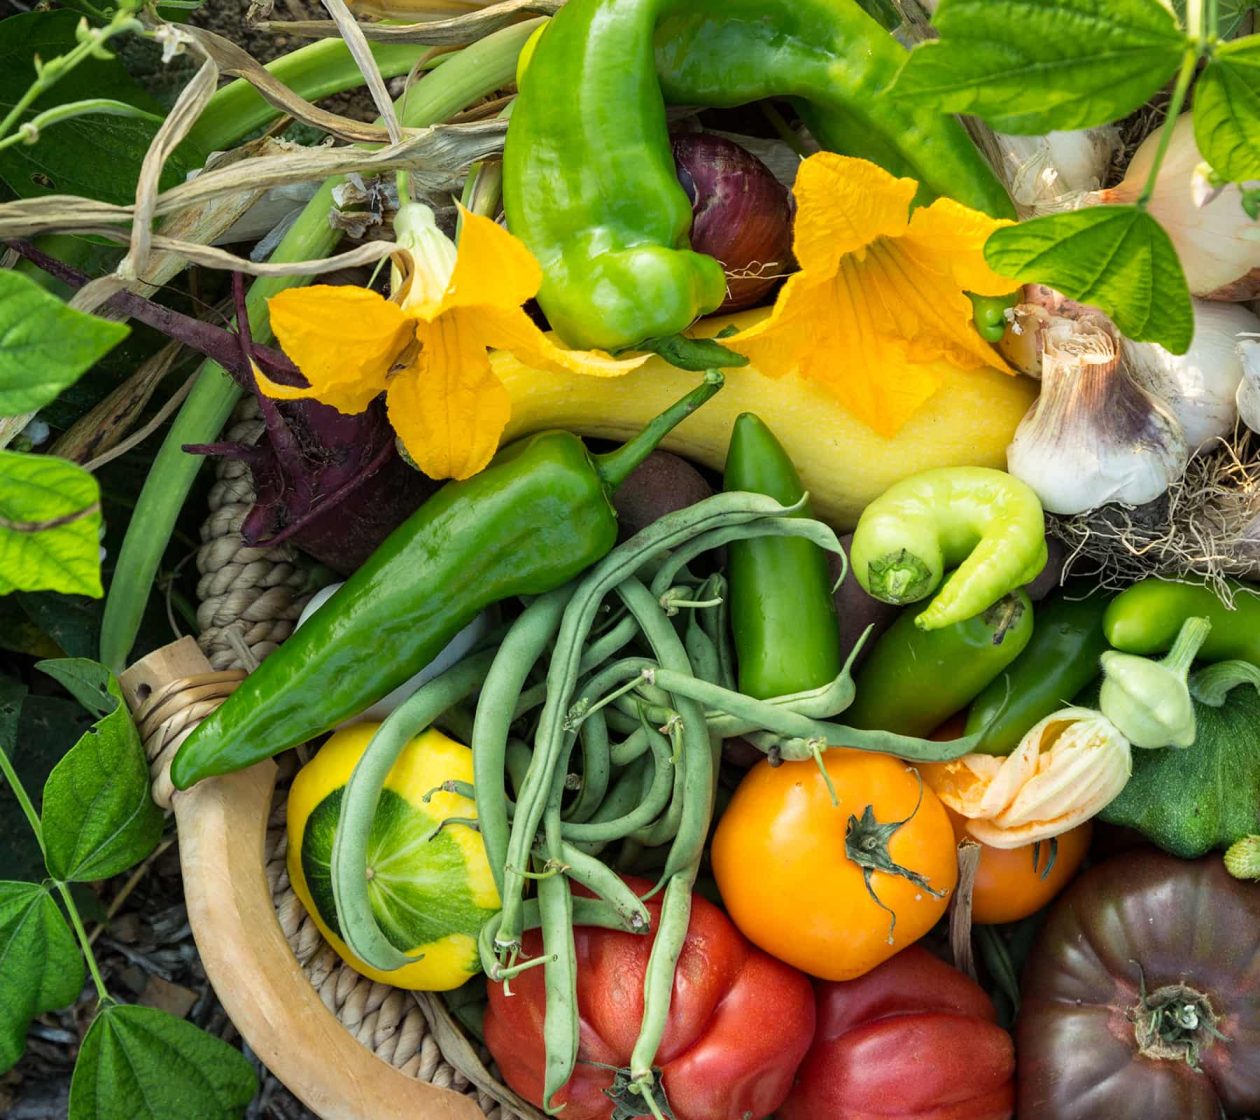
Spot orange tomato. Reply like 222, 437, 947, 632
922, 716, 1092, 925
935, 794, 1091, 925
712, 748, 958, 982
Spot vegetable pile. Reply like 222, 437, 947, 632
1, 0, 1259, 1118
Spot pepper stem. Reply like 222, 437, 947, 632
595, 370, 724, 489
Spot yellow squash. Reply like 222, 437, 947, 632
493, 308, 1037, 529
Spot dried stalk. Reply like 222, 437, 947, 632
0, 119, 507, 241
258, 0, 562, 44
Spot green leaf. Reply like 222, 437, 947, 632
1170, 0, 1258, 39
17, 592, 103, 659
1194, 39, 1260, 183
0, 270, 130, 416
40, 661, 162, 882
890, 0, 1188, 133
984, 206, 1194, 353
0, 11, 197, 204
0, 881, 86, 1074
69, 1004, 257, 1120
0, 451, 103, 597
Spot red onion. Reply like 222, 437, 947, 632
672, 132, 794, 311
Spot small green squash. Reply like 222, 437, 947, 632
1098, 668, 1260, 858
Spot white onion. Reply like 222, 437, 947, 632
1085, 114, 1260, 301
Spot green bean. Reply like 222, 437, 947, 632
616, 581, 715, 888
697, 573, 736, 692
562, 716, 675, 842
646, 667, 985, 762
473, 588, 570, 897
684, 612, 721, 687
565, 709, 611, 823
505, 739, 533, 798
499, 492, 797, 950
535, 870, 579, 1112
553, 842, 650, 932
564, 753, 650, 858
477, 896, 638, 979
512, 613, 643, 717
632, 720, 686, 848
629, 871, 698, 1083
329, 650, 496, 972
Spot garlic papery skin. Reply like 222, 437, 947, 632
1085, 114, 1260, 302
1007, 316, 1190, 515
1238, 336, 1260, 434
1123, 300, 1260, 453
998, 284, 1117, 378
992, 128, 1121, 217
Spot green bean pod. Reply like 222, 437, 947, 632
846, 589, 1035, 737
965, 590, 1112, 755
850, 467, 1047, 631
1104, 578, 1260, 666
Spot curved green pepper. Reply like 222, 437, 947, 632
170, 374, 723, 789
846, 589, 1034, 737
502, 0, 1012, 354
723, 413, 842, 699
1104, 578, 1260, 667
965, 590, 1112, 756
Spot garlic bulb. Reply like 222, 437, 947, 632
1123, 300, 1260, 453
1086, 114, 1260, 301
1238, 335, 1260, 433
992, 128, 1121, 217
1007, 315, 1189, 514
999, 284, 1118, 379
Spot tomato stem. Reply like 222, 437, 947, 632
1131, 965, 1229, 1069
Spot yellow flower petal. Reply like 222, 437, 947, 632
266, 286, 412, 414
479, 305, 649, 378
790, 153, 916, 275
388, 312, 510, 481
441, 207, 543, 314
900, 198, 1017, 298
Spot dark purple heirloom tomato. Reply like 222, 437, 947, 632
1017, 849, 1260, 1120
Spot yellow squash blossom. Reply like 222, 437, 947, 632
925, 707, 1132, 849
258, 203, 647, 480
727, 153, 1017, 437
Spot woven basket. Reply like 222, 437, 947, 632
119, 402, 541, 1120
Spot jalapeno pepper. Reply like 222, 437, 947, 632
964, 590, 1112, 756
846, 590, 1034, 737
503, 0, 1013, 353
169, 374, 723, 789
1103, 578, 1260, 666
724, 413, 842, 699
849, 467, 1047, 631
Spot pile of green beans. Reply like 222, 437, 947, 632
328, 490, 987, 1114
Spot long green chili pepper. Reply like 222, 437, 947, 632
850, 466, 1047, 631
966, 589, 1112, 755
171, 374, 723, 790
847, 590, 1034, 737
99, 19, 546, 673
1103, 578, 1260, 666
724, 413, 843, 699
503, 0, 1012, 353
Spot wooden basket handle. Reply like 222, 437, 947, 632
121, 638, 487, 1120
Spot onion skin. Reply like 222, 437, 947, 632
673, 132, 794, 311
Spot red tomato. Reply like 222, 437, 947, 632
483, 877, 815, 1120
780, 946, 1015, 1120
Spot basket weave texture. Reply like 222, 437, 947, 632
176, 400, 535, 1120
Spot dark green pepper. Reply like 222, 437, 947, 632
502, 0, 1013, 354
170, 374, 723, 789
723, 413, 842, 699
964, 590, 1111, 756
846, 589, 1033, 737
1104, 578, 1260, 666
